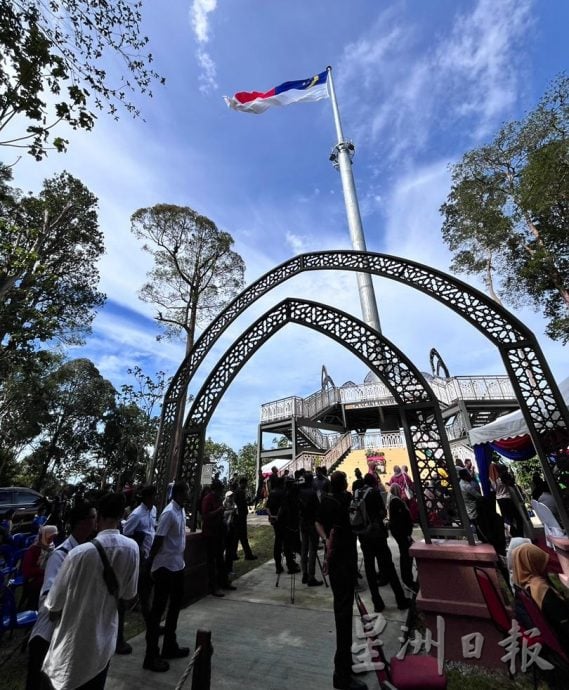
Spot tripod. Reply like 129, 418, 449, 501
315, 537, 329, 588
275, 557, 297, 604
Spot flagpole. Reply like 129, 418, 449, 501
326, 65, 382, 334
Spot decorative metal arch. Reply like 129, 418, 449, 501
179, 297, 474, 543
152, 250, 569, 533
430, 348, 450, 378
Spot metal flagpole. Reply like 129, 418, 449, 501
326, 65, 382, 333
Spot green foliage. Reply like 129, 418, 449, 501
510, 456, 541, 497
0, 166, 105, 373
0, 0, 164, 159
441, 74, 569, 342
130, 204, 246, 352
204, 438, 238, 478
232, 442, 258, 486
17, 357, 116, 490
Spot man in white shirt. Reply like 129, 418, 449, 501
122, 485, 157, 560
143, 480, 189, 673
42, 493, 139, 690
117, 484, 157, 652
25, 502, 97, 690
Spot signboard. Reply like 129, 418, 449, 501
200, 463, 214, 485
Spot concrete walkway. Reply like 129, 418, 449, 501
107, 536, 413, 690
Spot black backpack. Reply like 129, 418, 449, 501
349, 487, 373, 535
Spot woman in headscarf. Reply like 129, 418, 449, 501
22, 524, 58, 609
512, 543, 569, 650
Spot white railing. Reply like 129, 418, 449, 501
260, 396, 303, 422
260, 375, 515, 424
434, 376, 515, 405
351, 430, 406, 449
287, 432, 353, 474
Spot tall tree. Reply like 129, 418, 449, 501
131, 204, 246, 481
23, 358, 115, 490
131, 204, 245, 354
100, 365, 168, 485
440, 74, 569, 342
204, 438, 238, 479
232, 442, 258, 487
0, 0, 164, 160
0, 167, 105, 376
0, 349, 62, 482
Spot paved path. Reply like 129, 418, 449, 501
107, 536, 412, 690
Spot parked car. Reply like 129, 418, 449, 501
0, 487, 47, 532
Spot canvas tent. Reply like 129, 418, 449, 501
468, 376, 569, 494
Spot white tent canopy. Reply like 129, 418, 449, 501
261, 458, 289, 475
468, 376, 569, 446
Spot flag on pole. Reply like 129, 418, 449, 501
224, 70, 329, 114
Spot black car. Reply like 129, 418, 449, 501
0, 487, 47, 531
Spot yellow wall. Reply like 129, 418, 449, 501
337, 447, 410, 487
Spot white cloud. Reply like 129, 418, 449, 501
197, 48, 218, 93
191, 0, 218, 43
190, 0, 219, 93
338, 0, 533, 158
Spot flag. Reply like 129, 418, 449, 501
224, 70, 329, 114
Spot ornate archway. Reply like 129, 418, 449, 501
152, 250, 569, 533
178, 297, 474, 543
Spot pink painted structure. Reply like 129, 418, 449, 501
411, 542, 508, 669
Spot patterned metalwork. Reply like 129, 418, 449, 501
180, 298, 474, 542
152, 249, 569, 533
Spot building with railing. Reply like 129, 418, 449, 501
258, 370, 518, 474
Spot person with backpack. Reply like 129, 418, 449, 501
42, 493, 139, 690
354, 474, 411, 613
25, 502, 97, 690
299, 472, 322, 586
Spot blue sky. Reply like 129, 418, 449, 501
9, 0, 569, 452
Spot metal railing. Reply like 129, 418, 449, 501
351, 430, 406, 449
282, 432, 353, 474
260, 375, 515, 424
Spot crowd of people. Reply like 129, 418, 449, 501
0, 481, 195, 688
257, 461, 419, 690
3, 453, 569, 690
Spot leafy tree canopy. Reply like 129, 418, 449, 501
0, 166, 105, 373
204, 438, 238, 479
21, 357, 116, 490
0, 0, 164, 159
131, 204, 246, 353
232, 441, 258, 487
441, 74, 569, 342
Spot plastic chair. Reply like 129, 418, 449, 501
474, 567, 545, 688
514, 585, 569, 672
0, 585, 37, 639
531, 500, 565, 547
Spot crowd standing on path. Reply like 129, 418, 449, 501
6, 451, 569, 690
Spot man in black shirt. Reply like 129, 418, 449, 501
358, 474, 410, 613
299, 473, 322, 586
233, 477, 257, 560
267, 477, 300, 574
316, 471, 367, 690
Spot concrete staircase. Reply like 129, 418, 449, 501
335, 447, 410, 487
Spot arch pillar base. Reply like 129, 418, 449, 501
411, 541, 506, 670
